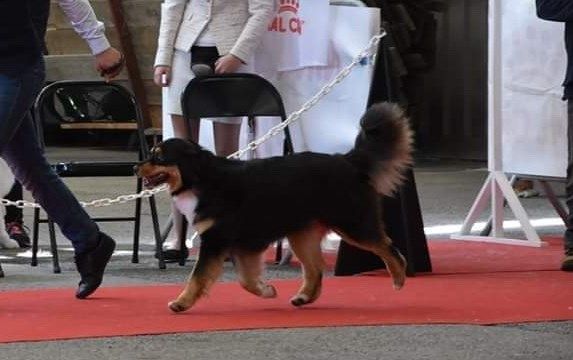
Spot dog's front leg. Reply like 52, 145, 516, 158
168, 220, 227, 313
287, 224, 327, 307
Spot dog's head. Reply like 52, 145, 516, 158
134, 138, 203, 194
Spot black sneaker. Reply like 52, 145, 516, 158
5, 221, 31, 248
561, 248, 573, 272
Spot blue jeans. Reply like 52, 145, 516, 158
0, 59, 99, 254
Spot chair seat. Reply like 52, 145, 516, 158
51, 161, 136, 177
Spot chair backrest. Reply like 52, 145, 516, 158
34, 81, 150, 159
181, 73, 287, 121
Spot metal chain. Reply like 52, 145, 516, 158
228, 30, 386, 159
0, 31, 386, 210
0, 185, 168, 209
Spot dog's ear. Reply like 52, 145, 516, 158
176, 141, 205, 188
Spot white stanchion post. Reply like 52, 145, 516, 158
451, 0, 544, 247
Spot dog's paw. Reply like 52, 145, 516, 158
393, 277, 405, 290
168, 300, 188, 313
392, 272, 406, 290
261, 284, 277, 298
290, 294, 311, 307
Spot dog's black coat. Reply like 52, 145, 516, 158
146, 103, 411, 257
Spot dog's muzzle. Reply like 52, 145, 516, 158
134, 162, 170, 188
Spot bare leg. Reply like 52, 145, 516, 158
233, 249, 277, 298
171, 114, 199, 141
287, 224, 327, 307
163, 206, 186, 251
213, 122, 241, 156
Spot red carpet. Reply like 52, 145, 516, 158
1, 237, 572, 343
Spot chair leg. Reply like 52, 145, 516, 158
132, 178, 143, 264
32, 207, 40, 267
48, 220, 61, 274
539, 180, 568, 223
160, 213, 173, 243
0, 261, 4, 278
247, 116, 257, 160
148, 195, 165, 270
275, 240, 283, 264
178, 216, 188, 267
275, 123, 295, 264
282, 125, 294, 155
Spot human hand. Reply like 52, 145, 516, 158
95, 47, 124, 81
154, 66, 172, 87
214, 54, 243, 74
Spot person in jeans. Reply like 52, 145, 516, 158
153, 0, 275, 260
536, 0, 573, 271
0, 0, 124, 296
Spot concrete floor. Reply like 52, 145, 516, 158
1, 148, 572, 359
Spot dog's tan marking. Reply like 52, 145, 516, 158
165, 167, 182, 191
193, 218, 215, 235
287, 223, 327, 307
233, 250, 277, 298
335, 229, 407, 290
168, 250, 227, 313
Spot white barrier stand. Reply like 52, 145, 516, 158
451, 0, 545, 247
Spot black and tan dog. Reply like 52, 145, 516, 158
135, 102, 413, 313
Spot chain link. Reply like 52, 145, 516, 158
1, 31, 386, 210
228, 30, 385, 159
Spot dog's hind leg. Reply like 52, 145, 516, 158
168, 219, 228, 313
287, 223, 328, 307
233, 249, 277, 299
337, 229, 407, 290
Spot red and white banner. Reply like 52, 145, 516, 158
254, 0, 330, 72
253, 5, 381, 157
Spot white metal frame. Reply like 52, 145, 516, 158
451, 0, 545, 247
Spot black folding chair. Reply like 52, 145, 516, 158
32, 81, 165, 273
176, 73, 295, 264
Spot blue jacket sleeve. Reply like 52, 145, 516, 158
536, 0, 573, 22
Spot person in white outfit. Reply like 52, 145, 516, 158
153, 0, 275, 259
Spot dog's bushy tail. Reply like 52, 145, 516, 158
346, 102, 413, 196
